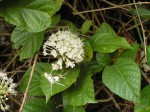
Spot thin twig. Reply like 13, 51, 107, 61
133, 0, 147, 58
0, 33, 11, 36
126, 19, 148, 31
98, 103, 115, 112
19, 54, 38, 112
95, 0, 105, 22
79, 0, 90, 19
132, 16, 144, 46
117, 18, 133, 35
95, 85, 105, 96
102, 0, 129, 11
104, 87, 121, 110
96, 97, 112, 103
3, 53, 18, 72
65, 1, 86, 20
73, 2, 150, 15
6, 70, 26, 74
73, 0, 77, 12
9, 96, 21, 106
141, 70, 150, 84
87, 0, 101, 27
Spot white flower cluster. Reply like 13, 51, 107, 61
0, 71, 17, 111
43, 30, 84, 70
44, 71, 68, 94
44, 72, 65, 85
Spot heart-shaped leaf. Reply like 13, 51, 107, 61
0, 0, 63, 32
23, 98, 57, 112
81, 20, 92, 34
96, 22, 116, 35
41, 67, 80, 102
90, 22, 132, 53
134, 85, 150, 112
62, 71, 96, 106
103, 57, 141, 103
11, 27, 44, 60
90, 33, 132, 53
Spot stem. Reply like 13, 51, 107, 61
96, 97, 112, 103
19, 54, 38, 112
132, 16, 144, 46
133, 0, 147, 59
3, 53, 18, 72
73, 2, 150, 15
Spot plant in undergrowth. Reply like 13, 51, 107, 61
0, 0, 150, 112
18, 21, 141, 111
0, 71, 17, 111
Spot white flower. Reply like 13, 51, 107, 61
44, 70, 68, 94
65, 59, 75, 68
43, 30, 84, 70
51, 50, 58, 58
0, 72, 7, 78
0, 71, 17, 111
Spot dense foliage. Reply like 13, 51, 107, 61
0, 0, 150, 112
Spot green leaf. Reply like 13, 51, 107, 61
102, 57, 141, 103
0, 0, 63, 32
81, 20, 92, 34
96, 52, 111, 67
64, 105, 85, 112
60, 20, 78, 33
132, 7, 150, 19
85, 61, 104, 74
134, 85, 150, 112
146, 46, 150, 66
90, 22, 131, 53
19, 63, 51, 96
96, 22, 116, 35
90, 33, 132, 53
41, 67, 80, 103
62, 71, 96, 106
51, 14, 61, 26
23, 98, 57, 112
45, 0, 64, 16
83, 39, 93, 62
11, 27, 44, 60
121, 43, 139, 59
